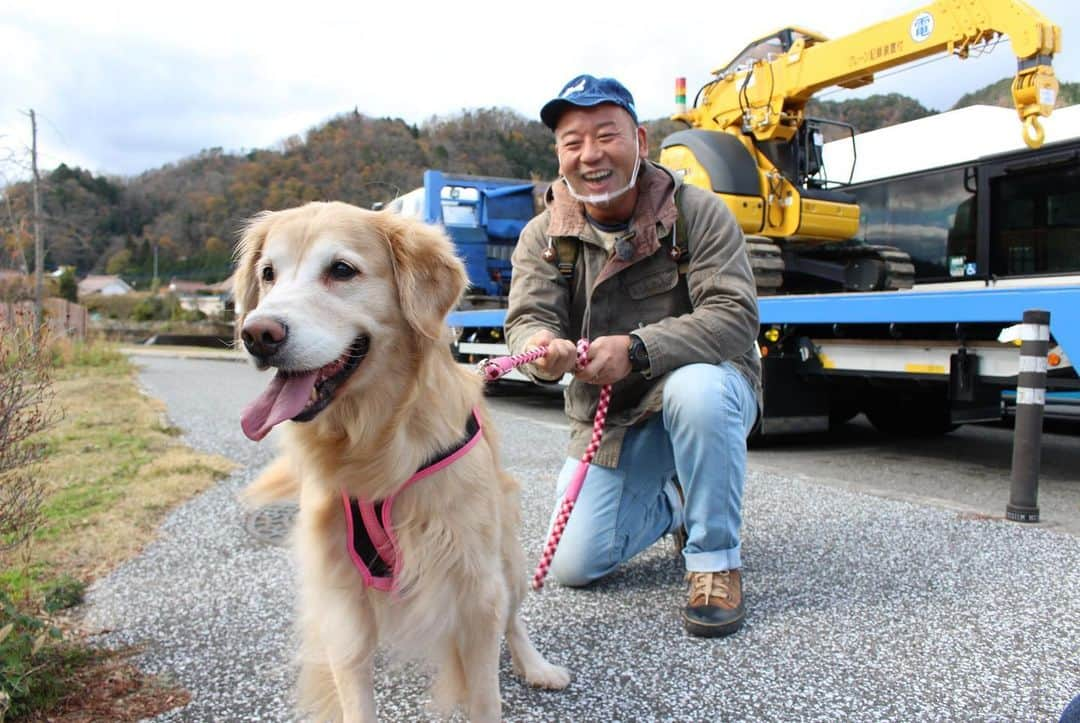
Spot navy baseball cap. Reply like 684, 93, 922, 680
539, 74, 638, 131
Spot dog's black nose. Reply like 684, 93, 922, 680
242, 317, 288, 360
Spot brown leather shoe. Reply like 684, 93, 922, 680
682, 569, 744, 638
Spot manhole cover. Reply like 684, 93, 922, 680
244, 501, 298, 547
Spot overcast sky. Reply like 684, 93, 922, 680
2, 0, 1078, 180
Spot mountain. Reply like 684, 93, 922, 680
806, 93, 936, 136
2, 109, 559, 286
2, 78, 1076, 286
803, 80, 1080, 136
951, 77, 1080, 108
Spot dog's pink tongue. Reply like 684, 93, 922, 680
241, 370, 318, 441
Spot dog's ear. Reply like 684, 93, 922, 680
232, 211, 275, 343
383, 213, 468, 341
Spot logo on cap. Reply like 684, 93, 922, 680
561, 79, 586, 98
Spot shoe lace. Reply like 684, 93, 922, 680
689, 571, 730, 605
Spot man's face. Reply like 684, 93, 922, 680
554, 104, 647, 215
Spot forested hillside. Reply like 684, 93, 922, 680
2, 79, 1077, 287
806, 93, 936, 134
2, 109, 559, 286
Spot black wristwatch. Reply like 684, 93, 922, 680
628, 334, 650, 373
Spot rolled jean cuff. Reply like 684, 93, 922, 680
684, 544, 741, 573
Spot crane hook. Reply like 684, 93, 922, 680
1023, 116, 1045, 149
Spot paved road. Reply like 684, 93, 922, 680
472, 380, 1080, 537
83, 354, 1080, 721
748, 416, 1080, 537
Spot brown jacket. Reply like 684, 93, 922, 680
505, 161, 761, 466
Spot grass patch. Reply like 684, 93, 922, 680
43, 576, 84, 614
2, 346, 236, 717
9, 362, 235, 595
49, 336, 126, 372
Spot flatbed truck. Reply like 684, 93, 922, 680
447, 106, 1080, 436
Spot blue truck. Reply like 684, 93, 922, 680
436, 106, 1080, 435
385, 170, 539, 303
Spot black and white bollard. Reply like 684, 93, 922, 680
1006, 309, 1049, 523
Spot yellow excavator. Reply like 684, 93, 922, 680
659, 0, 1061, 293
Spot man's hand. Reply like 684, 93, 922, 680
524, 329, 577, 380
576, 334, 632, 386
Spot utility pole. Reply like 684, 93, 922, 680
30, 109, 44, 341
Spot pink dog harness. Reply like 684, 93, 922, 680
341, 408, 482, 592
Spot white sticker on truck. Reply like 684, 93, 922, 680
911, 12, 934, 42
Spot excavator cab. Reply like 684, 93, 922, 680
715, 28, 827, 78
761, 116, 856, 191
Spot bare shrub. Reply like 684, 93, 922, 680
0, 321, 59, 560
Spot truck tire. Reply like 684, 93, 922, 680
863, 388, 959, 437
828, 405, 860, 429
828, 392, 861, 429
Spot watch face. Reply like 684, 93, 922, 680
630, 339, 648, 370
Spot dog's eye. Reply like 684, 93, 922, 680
261, 266, 275, 283
329, 261, 358, 281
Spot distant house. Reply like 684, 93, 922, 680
211, 273, 235, 320
167, 279, 215, 296
77, 274, 133, 297
209, 273, 234, 298
168, 277, 229, 317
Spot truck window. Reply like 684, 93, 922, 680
441, 202, 479, 227
991, 165, 1080, 276
851, 168, 976, 280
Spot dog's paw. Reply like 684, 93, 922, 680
523, 662, 571, 690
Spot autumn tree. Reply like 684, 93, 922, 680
105, 248, 132, 275
1, 186, 30, 273
56, 267, 77, 303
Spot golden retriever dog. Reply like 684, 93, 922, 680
233, 201, 570, 721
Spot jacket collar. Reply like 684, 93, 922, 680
545, 160, 679, 263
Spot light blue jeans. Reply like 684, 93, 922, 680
547, 362, 758, 586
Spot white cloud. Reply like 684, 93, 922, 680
2, 0, 1077, 177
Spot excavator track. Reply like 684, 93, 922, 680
836, 244, 916, 291
784, 242, 916, 292
868, 245, 917, 290
746, 236, 784, 295
745, 238, 915, 293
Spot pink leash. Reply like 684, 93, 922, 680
480, 340, 612, 590
479, 346, 550, 382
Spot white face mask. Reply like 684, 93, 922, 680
562, 144, 643, 206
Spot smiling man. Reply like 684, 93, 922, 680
505, 74, 762, 637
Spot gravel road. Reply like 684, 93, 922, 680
81, 353, 1080, 722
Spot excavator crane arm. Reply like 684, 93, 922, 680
660, 0, 1062, 294
676, 0, 1060, 149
